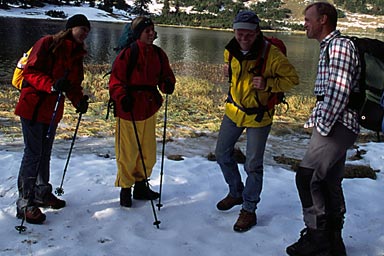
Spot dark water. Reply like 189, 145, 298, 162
0, 17, 326, 95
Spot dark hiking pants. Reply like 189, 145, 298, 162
296, 122, 357, 230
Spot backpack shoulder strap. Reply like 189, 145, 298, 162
260, 39, 272, 74
106, 41, 139, 120
153, 44, 164, 79
126, 41, 139, 81
227, 53, 233, 83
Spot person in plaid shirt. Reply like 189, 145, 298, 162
286, 2, 361, 256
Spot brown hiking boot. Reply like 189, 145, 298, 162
216, 194, 243, 211
35, 193, 66, 209
16, 206, 46, 224
233, 209, 257, 232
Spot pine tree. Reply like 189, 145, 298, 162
174, 0, 180, 14
133, 0, 151, 15
163, 0, 170, 15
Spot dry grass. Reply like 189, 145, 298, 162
0, 62, 381, 143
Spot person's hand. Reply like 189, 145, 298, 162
121, 94, 134, 112
76, 95, 89, 114
223, 63, 229, 77
164, 78, 175, 94
53, 78, 72, 92
252, 76, 266, 90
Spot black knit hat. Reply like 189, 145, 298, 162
66, 14, 91, 30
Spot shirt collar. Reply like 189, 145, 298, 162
320, 30, 341, 48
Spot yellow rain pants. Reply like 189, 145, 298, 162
114, 115, 157, 188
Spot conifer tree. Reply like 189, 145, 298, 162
163, 0, 170, 15
133, 0, 151, 15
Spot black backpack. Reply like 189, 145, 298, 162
345, 37, 384, 133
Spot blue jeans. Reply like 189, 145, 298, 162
215, 115, 271, 212
17, 117, 56, 209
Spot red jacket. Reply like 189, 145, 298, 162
109, 40, 176, 121
15, 35, 86, 124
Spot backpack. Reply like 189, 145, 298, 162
333, 37, 384, 133
227, 36, 288, 122
12, 47, 33, 90
113, 22, 135, 54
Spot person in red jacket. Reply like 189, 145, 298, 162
15, 14, 90, 224
109, 16, 176, 208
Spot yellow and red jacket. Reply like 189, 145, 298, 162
224, 37, 299, 127
108, 40, 176, 121
15, 35, 86, 125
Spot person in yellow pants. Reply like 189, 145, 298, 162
109, 16, 176, 207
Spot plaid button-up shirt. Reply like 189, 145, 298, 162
305, 30, 361, 136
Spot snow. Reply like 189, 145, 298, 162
1, 135, 384, 256
1, 4, 384, 256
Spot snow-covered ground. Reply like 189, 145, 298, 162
1, 132, 384, 256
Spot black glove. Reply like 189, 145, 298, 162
76, 95, 89, 114
121, 94, 134, 112
164, 78, 175, 94
53, 78, 72, 92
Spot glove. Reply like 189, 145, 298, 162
53, 78, 72, 92
164, 78, 175, 94
121, 94, 134, 112
76, 95, 89, 114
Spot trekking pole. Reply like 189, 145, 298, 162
46, 91, 62, 139
130, 111, 161, 229
15, 208, 27, 233
157, 94, 168, 211
47, 72, 69, 139
55, 104, 86, 196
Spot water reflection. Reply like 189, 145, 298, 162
3, 17, 379, 96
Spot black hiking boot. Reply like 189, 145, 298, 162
328, 216, 347, 256
16, 206, 46, 224
216, 194, 243, 211
133, 180, 159, 200
329, 230, 346, 256
233, 209, 257, 232
286, 228, 331, 256
120, 188, 132, 207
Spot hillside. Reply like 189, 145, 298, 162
0, 0, 383, 35
171, 0, 384, 35
280, 0, 384, 35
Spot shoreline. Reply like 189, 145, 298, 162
1, 5, 383, 37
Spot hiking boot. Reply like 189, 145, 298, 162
216, 194, 243, 211
35, 193, 66, 209
133, 180, 160, 200
330, 230, 346, 256
286, 228, 331, 256
120, 188, 132, 207
328, 216, 346, 256
16, 206, 46, 224
233, 209, 257, 232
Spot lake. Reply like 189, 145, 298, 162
2, 17, 379, 96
